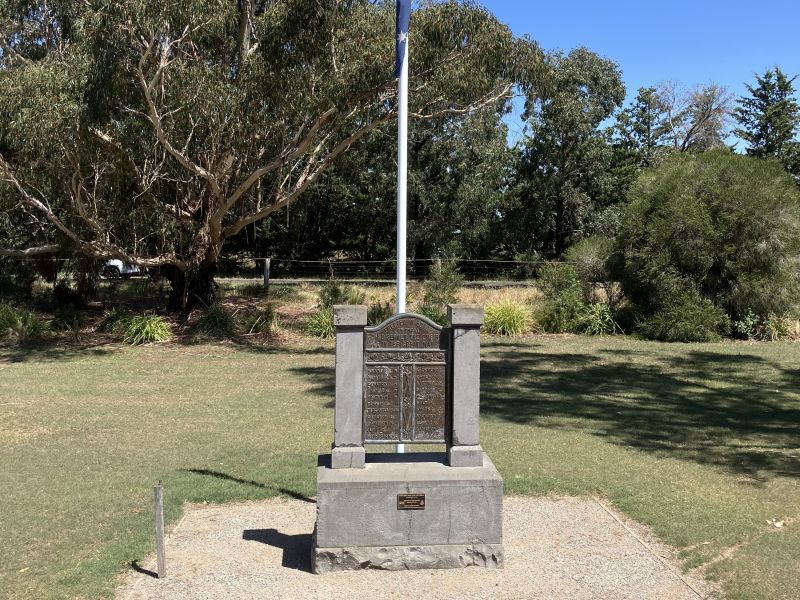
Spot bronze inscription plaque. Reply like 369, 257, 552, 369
363, 315, 448, 444
397, 493, 426, 510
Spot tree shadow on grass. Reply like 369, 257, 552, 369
287, 365, 335, 408
0, 341, 116, 363
481, 342, 800, 481
181, 468, 315, 503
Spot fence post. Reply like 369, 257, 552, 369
263, 258, 271, 294
154, 482, 166, 578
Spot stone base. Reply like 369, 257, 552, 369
312, 452, 503, 573
448, 444, 485, 467
312, 540, 504, 573
331, 446, 365, 468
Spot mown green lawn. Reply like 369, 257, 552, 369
0, 336, 798, 599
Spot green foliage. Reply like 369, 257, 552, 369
423, 259, 463, 307
734, 67, 800, 180
51, 306, 85, 331
305, 307, 335, 339
123, 314, 173, 345
759, 314, 792, 341
576, 303, 618, 336
512, 47, 625, 256
416, 303, 448, 327
535, 262, 586, 333
614, 151, 800, 339
241, 305, 281, 335
732, 310, 760, 340
0, 1, 534, 311
318, 281, 366, 309
564, 236, 616, 305
0, 258, 36, 300
97, 308, 134, 333
367, 302, 394, 326
193, 304, 237, 337
0, 302, 17, 334
637, 289, 730, 343
0, 303, 49, 343
484, 299, 531, 336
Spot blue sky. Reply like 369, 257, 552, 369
475, 0, 800, 143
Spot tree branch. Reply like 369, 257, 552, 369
134, 35, 222, 199
0, 244, 61, 258
0, 153, 186, 269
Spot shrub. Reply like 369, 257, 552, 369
637, 289, 730, 343
576, 303, 618, 336
565, 236, 617, 305
0, 302, 17, 334
4, 308, 48, 344
368, 302, 394, 325
318, 280, 366, 308
0, 304, 48, 343
242, 305, 281, 334
306, 307, 335, 339
416, 303, 448, 326
758, 314, 791, 341
733, 310, 760, 340
51, 305, 85, 331
535, 262, 586, 333
423, 259, 463, 306
124, 314, 173, 345
537, 262, 580, 300
613, 151, 800, 334
193, 304, 237, 337
484, 299, 531, 336
97, 307, 134, 333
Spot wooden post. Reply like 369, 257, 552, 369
154, 482, 166, 578
263, 258, 271, 295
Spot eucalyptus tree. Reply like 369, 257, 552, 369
658, 81, 733, 152
0, 0, 540, 309
512, 47, 625, 257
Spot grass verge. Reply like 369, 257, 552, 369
0, 335, 797, 599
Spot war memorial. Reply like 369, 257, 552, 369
311, 304, 504, 573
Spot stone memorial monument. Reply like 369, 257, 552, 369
311, 304, 503, 573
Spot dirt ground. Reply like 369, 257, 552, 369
116, 496, 717, 600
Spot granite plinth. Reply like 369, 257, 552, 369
312, 452, 503, 573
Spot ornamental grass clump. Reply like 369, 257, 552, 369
123, 314, 173, 345
193, 304, 236, 337
242, 305, 281, 334
576, 303, 618, 336
97, 307, 134, 333
0, 302, 17, 335
484, 299, 532, 336
318, 280, 366, 308
306, 307, 335, 339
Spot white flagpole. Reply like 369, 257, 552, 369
395, 24, 409, 454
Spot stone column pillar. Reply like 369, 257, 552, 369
447, 304, 485, 467
331, 305, 367, 468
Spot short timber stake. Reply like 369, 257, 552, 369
263, 258, 271, 295
154, 482, 166, 578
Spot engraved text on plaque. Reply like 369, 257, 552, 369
363, 315, 449, 443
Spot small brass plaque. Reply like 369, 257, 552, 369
397, 493, 426, 510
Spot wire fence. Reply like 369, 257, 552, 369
1, 255, 567, 282
250, 257, 558, 282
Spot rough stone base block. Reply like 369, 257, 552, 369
313, 452, 503, 573
312, 542, 504, 574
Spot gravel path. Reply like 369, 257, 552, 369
116, 496, 716, 600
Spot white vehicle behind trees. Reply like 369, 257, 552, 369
102, 259, 142, 279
